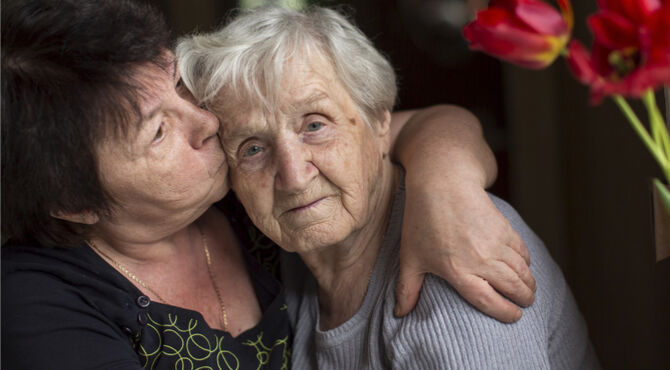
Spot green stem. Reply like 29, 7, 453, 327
612, 95, 670, 179
641, 90, 670, 183
645, 93, 663, 144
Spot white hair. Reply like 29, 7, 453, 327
176, 5, 397, 126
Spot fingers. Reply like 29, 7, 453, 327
456, 275, 523, 323
394, 268, 426, 317
499, 244, 537, 294
482, 259, 536, 308
503, 221, 530, 265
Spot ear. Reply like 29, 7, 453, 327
50, 210, 100, 225
377, 110, 392, 157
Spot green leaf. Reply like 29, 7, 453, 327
653, 178, 670, 216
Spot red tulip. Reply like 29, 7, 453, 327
463, 0, 574, 69
566, 0, 670, 103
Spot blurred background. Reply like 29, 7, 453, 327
154, 0, 670, 367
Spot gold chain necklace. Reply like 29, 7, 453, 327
87, 225, 228, 331
201, 228, 229, 331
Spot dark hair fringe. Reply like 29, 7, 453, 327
2, 0, 172, 247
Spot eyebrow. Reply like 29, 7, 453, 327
142, 103, 161, 123
222, 91, 331, 144
139, 60, 178, 122
287, 91, 329, 113
222, 127, 258, 148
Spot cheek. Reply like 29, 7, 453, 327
232, 170, 274, 218
145, 153, 223, 203
319, 140, 380, 218
328, 130, 382, 182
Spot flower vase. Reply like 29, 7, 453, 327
653, 181, 670, 261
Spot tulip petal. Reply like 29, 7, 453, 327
515, 0, 569, 36
588, 11, 638, 49
475, 7, 519, 28
556, 0, 574, 30
623, 66, 670, 97
643, 6, 670, 65
464, 19, 561, 69
598, 0, 661, 23
567, 40, 599, 85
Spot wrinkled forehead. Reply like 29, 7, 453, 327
212, 52, 344, 125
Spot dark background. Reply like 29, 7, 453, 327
155, 0, 670, 368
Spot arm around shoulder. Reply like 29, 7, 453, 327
389, 105, 536, 322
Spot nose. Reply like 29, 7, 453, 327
186, 100, 220, 149
274, 139, 317, 193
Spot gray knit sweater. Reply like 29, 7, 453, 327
281, 182, 600, 369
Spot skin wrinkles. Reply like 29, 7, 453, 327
94, 51, 229, 242
216, 53, 401, 329
217, 55, 395, 270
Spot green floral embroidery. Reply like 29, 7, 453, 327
242, 332, 291, 370
136, 313, 289, 370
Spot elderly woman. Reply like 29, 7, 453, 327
179, 5, 600, 369
1, 0, 537, 369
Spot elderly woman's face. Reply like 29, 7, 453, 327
219, 56, 391, 252
95, 55, 229, 235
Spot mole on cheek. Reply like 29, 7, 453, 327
348, 117, 357, 125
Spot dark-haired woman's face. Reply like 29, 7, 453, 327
94, 55, 229, 238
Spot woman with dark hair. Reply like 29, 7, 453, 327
2, 0, 534, 368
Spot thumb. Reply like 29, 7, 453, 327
394, 268, 425, 317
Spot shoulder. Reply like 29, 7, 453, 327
3, 243, 136, 307
487, 194, 567, 291
2, 244, 142, 369
380, 273, 553, 368
380, 195, 588, 367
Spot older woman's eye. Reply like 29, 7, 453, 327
244, 144, 263, 157
306, 121, 324, 132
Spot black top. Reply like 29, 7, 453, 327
1, 198, 292, 370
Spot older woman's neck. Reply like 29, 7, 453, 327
303, 163, 402, 331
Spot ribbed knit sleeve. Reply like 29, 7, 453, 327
492, 197, 600, 369
381, 196, 599, 369
281, 191, 600, 369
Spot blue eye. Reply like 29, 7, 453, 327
306, 121, 324, 132
245, 144, 263, 157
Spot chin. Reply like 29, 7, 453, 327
285, 224, 351, 253
199, 176, 229, 206
213, 181, 230, 200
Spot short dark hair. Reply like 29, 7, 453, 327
2, 0, 171, 247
